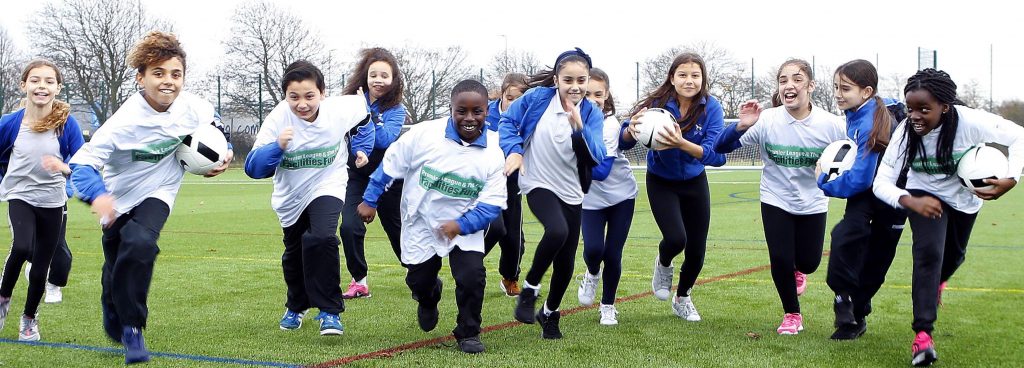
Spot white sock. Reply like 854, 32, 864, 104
523, 281, 541, 291
355, 277, 367, 286
543, 302, 556, 316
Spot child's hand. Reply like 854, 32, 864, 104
91, 194, 116, 228
737, 100, 762, 131
504, 153, 523, 177
973, 178, 1017, 200
438, 221, 460, 240
278, 127, 294, 150
899, 195, 943, 219
357, 202, 377, 223
205, 150, 233, 177
41, 155, 70, 175
354, 151, 369, 168
561, 97, 583, 131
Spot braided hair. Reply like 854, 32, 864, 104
901, 68, 963, 176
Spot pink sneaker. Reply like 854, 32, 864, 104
777, 313, 804, 335
937, 281, 947, 306
911, 331, 938, 366
795, 271, 808, 296
342, 280, 371, 299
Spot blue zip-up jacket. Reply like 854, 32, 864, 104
1, 109, 85, 197
485, 99, 502, 132
497, 87, 606, 192
366, 93, 407, 150
363, 117, 500, 235
619, 95, 727, 180
818, 98, 881, 198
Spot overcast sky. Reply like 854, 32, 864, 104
3, 0, 1021, 109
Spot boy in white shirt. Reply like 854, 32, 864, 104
357, 80, 506, 354
244, 60, 373, 336
69, 31, 232, 364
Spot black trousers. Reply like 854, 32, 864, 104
524, 189, 582, 311
282, 196, 344, 315
905, 190, 976, 334
1, 200, 63, 317
340, 170, 404, 281
100, 198, 169, 328
484, 173, 525, 281
648, 172, 710, 297
761, 203, 827, 314
405, 248, 486, 339
826, 191, 907, 319
581, 198, 635, 305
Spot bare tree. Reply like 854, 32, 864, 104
639, 41, 743, 99
811, 64, 838, 114
957, 79, 989, 111
34, 0, 168, 123
997, 99, 1024, 126
880, 73, 907, 100
219, 1, 336, 122
483, 48, 541, 93
0, 25, 25, 113
393, 44, 471, 123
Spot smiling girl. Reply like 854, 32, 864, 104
499, 48, 605, 339
0, 59, 83, 342
714, 58, 845, 335
873, 68, 1023, 366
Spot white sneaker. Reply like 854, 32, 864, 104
19, 315, 40, 341
599, 304, 618, 326
577, 272, 600, 306
652, 256, 674, 301
44, 283, 63, 304
672, 295, 702, 322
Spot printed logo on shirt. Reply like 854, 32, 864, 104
280, 142, 342, 170
419, 165, 484, 199
131, 136, 185, 163
764, 143, 824, 168
910, 150, 969, 175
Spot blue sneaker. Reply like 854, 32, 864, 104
122, 326, 150, 364
279, 309, 305, 330
315, 312, 343, 336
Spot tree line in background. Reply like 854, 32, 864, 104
2, 0, 1022, 137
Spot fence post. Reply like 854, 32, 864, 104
258, 75, 264, 128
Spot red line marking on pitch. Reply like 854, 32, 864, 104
308, 263, 772, 368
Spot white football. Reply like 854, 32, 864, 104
818, 139, 858, 182
632, 108, 677, 150
176, 123, 229, 175
957, 144, 1008, 194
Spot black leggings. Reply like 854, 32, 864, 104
1, 200, 63, 317
826, 191, 906, 319
524, 189, 582, 312
484, 173, 525, 281
648, 172, 710, 297
581, 198, 634, 305
905, 190, 976, 334
340, 170, 404, 281
761, 203, 827, 314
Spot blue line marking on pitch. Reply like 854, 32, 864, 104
0, 338, 301, 367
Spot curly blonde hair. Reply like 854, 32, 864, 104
127, 31, 187, 74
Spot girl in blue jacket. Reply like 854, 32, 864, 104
819, 59, 906, 340
338, 48, 408, 299
483, 73, 529, 297
0, 59, 83, 342
500, 48, 605, 339
620, 53, 726, 322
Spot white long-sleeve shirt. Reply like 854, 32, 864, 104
69, 91, 216, 216
873, 105, 1024, 214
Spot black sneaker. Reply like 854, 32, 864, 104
417, 279, 442, 332
514, 288, 538, 324
457, 336, 486, 354
536, 310, 562, 339
833, 294, 855, 328
830, 318, 867, 340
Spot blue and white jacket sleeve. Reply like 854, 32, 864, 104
819, 126, 879, 198
714, 122, 746, 154
363, 127, 415, 208
456, 155, 507, 235
592, 116, 620, 181
60, 116, 86, 197
498, 96, 527, 157
68, 125, 115, 203
373, 103, 406, 150
698, 100, 727, 166
244, 109, 284, 179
